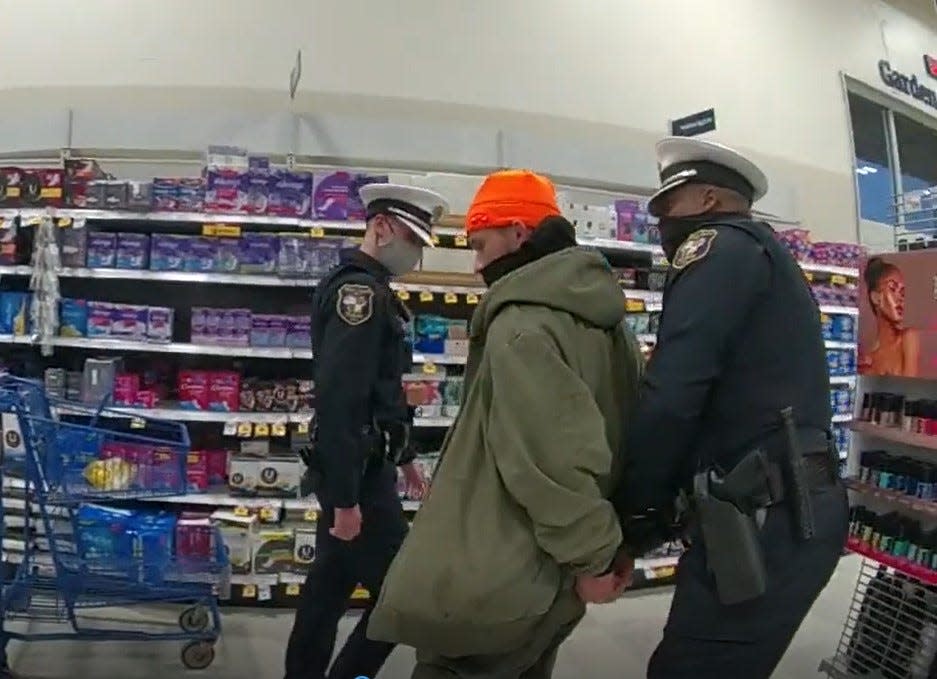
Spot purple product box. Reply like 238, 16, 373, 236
191, 307, 210, 344
205, 170, 246, 214
86, 302, 113, 338
110, 304, 148, 341
151, 178, 179, 211
176, 177, 205, 212
146, 306, 174, 344
217, 308, 251, 347
250, 314, 271, 347
183, 237, 218, 272
58, 226, 88, 267
238, 233, 279, 274
249, 156, 270, 172
267, 315, 288, 347
286, 316, 312, 348
308, 239, 343, 277
86, 232, 117, 268
150, 234, 190, 271
116, 233, 150, 269
278, 234, 310, 276
268, 170, 312, 218
243, 171, 270, 215
213, 237, 240, 272
347, 174, 389, 220
312, 171, 354, 220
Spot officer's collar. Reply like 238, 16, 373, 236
340, 248, 393, 283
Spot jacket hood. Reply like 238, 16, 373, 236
473, 247, 625, 338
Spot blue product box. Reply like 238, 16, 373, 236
278, 234, 310, 276
183, 237, 218, 273
86, 232, 117, 268
833, 314, 856, 343
238, 233, 279, 274
826, 350, 841, 377
820, 313, 833, 341
0, 292, 30, 335
213, 237, 240, 273
59, 298, 89, 337
116, 233, 150, 270
150, 234, 190, 271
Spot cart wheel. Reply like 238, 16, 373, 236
181, 641, 215, 670
179, 605, 210, 633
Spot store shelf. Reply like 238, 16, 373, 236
850, 420, 937, 450
41, 336, 310, 359
819, 305, 859, 316
799, 263, 860, 278
832, 414, 853, 423
825, 341, 857, 350
56, 405, 314, 425
829, 375, 856, 386
846, 535, 937, 585
142, 490, 421, 513
0, 265, 32, 277
414, 416, 455, 428
846, 477, 937, 518
636, 334, 657, 344
413, 353, 467, 365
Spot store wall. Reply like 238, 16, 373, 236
1, 0, 936, 240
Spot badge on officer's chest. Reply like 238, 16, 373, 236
672, 228, 717, 270
336, 284, 374, 325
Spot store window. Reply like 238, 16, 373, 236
895, 110, 937, 197
847, 92, 894, 224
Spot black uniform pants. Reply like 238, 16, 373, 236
648, 482, 849, 679
285, 465, 408, 679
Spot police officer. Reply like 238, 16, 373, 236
610, 138, 849, 678
284, 183, 449, 679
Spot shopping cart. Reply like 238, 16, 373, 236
0, 376, 230, 670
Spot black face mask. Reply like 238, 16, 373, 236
479, 216, 577, 287
658, 212, 745, 261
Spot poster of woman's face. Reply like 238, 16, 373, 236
857, 251, 934, 378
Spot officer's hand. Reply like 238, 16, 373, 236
401, 462, 428, 501
575, 571, 630, 604
330, 505, 362, 541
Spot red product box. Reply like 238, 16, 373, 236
186, 450, 210, 491
209, 371, 241, 412
0, 168, 22, 207
113, 373, 140, 406
176, 514, 215, 559
20, 169, 64, 207
178, 370, 211, 410
206, 449, 229, 485
134, 390, 159, 408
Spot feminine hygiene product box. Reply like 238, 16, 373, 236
183, 237, 218, 273
86, 302, 113, 338
239, 234, 278, 274
178, 370, 211, 410
151, 178, 179, 211
59, 298, 89, 337
86, 232, 117, 268
146, 306, 174, 343
0, 292, 30, 335
209, 371, 241, 412
116, 233, 150, 269
311, 171, 355, 220
110, 304, 148, 342
267, 171, 312, 218
205, 169, 246, 213
150, 234, 190, 271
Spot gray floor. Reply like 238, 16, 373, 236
6, 555, 861, 678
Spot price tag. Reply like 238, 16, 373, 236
430, 234, 440, 246
396, 290, 411, 301
422, 362, 438, 375
804, 271, 814, 282
454, 235, 468, 247
203, 223, 242, 238
443, 292, 458, 304
56, 217, 72, 228
242, 584, 257, 599
254, 422, 270, 437
419, 291, 434, 302
259, 505, 278, 522
24, 216, 43, 226
129, 417, 146, 430
234, 506, 251, 517
286, 583, 301, 597
625, 298, 646, 313
223, 421, 237, 436
466, 293, 479, 305
831, 274, 848, 286
271, 422, 287, 437
352, 587, 370, 600
237, 422, 253, 438
187, 453, 201, 465
652, 566, 676, 580
310, 227, 326, 238
296, 421, 310, 435
304, 508, 319, 522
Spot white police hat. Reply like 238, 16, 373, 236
648, 137, 768, 217
359, 183, 450, 247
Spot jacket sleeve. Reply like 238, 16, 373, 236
486, 328, 622, 576
612, 227, 771, 517
314, 279, 383, 508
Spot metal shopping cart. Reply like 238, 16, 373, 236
0, 376, 230, 670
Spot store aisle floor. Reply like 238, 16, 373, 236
8, 555, 861, 678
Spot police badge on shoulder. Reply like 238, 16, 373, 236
336, 283, 374, 325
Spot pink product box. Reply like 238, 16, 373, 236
134, 390, 159, 408
113, 373, 140, 406
176, 515, 215, 559
206, 449, 228, 485
205, 169, 247, 214
86, 301, 113, 338
208, 371, 241, 412
110, 304, 148, 342
178, 370, 211, 410
187, 450, 210, 491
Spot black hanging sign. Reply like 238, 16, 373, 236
670, 108, 716, 137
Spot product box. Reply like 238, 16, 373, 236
176, 177, 205, 212
127, 181, 152, 211
208, 371, 241, 412
113, 373, 140, 407
444, 339, 469, 356
213, 237, 240, 273
59, 298, 89, 337
86, 232, 117, 268
250, 314, 271, 347
0, 168, 22, 207
178, 370, 211, 410
86, 301, 113, 338
0, 219, 18, 265
83, 181, 108, 209
190, 307, 211, 344
186, 450, 211, 491
285, 317, 311, 348
176, 515, 215, 559
206, 449, 229, 485
217, 308, 251, 347
150, 234, 189, 271
243, 170, 270, 215
253, 529, 295, 575
291, 526, 317, 573
228, 456, 259, 494
347, 174, 389, 220
240, 440, 271, 458
308, 240, 344, 277
81, 358, 119, 405
238, 234, 279, 274
110, 304, 148, 341
116, 233, 150, 269
267, 315, 288, 347
212, 510, 257, 575
58, 223, 88, 267
311, 171, 355, 220
44, 367, 67, 399
256, 457, 302, 496
0, 292, 30, 336
151, 178, 179, 211
183, 237, 218, 273
20, 169, 64, 207
146, 306, 174, 343
104, 181, 129, 210
134, 389, 159, 408
277, 234, 311, 276
267, 171, 312, 218
205, 170, 246, 213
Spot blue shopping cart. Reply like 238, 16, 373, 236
0, 376, 229, 670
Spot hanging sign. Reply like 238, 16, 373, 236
670, 109, 716, 137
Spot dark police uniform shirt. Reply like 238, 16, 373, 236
311, 249, 413, 509
614, 218, 832, 514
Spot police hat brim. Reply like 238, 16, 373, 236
359, 184, 449, 247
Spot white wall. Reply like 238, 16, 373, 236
1, 0, 936, 241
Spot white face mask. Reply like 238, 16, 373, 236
377, 235, 423, 275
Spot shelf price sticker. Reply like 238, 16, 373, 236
242, 584, 257, 599
271, 422, 288, 437
129, 417, 146, 430
625, 298, 646, 313
651, 566, 676, 580
259, 505, 278, 522
310, 227, 326, 238
431, 234, 441, 246
237, 422, 254, 438
296, 420, 310, 435
304, 508, 319, 522
234, 506, 251, 518
454, 235, 468, 247
56, 217, 72, 228
422, 361, 438, 375
466, 293, 479, 305
804, 271, 814, 282
396, 290, 411, 301
223, 421, 238, 436
444, 292, 458, 305
352, 587, 370, 600
203, 223, 242, 238
254, 422, 270, 437
286, 583, 301, 597
831, 274, 848, 286
419, 291, 434, 302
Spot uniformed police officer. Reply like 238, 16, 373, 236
608, 138, 849, 678
284, 183, 449, 679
